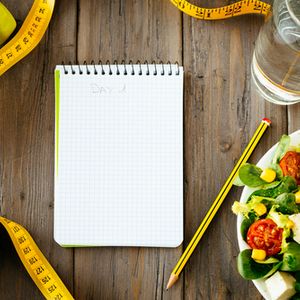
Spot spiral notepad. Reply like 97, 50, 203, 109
54, 61, 183, 247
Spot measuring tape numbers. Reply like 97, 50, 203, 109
169, 0, 271, 20
0, 0, 272, 298
0, 0, 55, 76
0, 217, 74, 300
0, 2, 72, 298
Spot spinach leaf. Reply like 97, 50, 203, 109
275, 176, 298, 195
237, 249, 277, 280
275, 193, 299, 215
255, 257, 279, 264
241, 212, 258, 241
291, 293, 300, 300
239, 164, 266, 187
262, 261, 282, 278
271, 135, 291, 178
271, 163, 284, 180
295, 283, 300, 293
247, 176, 298, 202
294, 271, 300, 282
262, 181, 281, 190
294, 273, 300, 297
233, 174, 245, 187
281, 243, 300, 272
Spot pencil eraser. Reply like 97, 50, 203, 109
262, 118, 271, 125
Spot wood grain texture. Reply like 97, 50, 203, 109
0, 0, 77, 298
0, 0, 298, 299
288, 104, 300, 133
75, 1, 183, 299
183, 1, 286, 299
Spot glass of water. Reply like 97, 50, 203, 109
251, 0, 300, 105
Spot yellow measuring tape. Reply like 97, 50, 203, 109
0, 0, 272, 77
169, 0, 271, 20
0, 3, 73, 298
0, 0, 272, 298
0, 0, 55, 76
0, 217, 74, 299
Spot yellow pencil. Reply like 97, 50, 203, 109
166, 118, 271, 289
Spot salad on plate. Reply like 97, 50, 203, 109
232, 132, 300, 300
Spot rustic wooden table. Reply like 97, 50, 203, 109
1, 0, 299, 299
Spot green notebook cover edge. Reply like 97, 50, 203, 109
54, 69, 101, 248
55, 69, 60, 177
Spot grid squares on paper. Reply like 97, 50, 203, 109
54, 64, 183, 247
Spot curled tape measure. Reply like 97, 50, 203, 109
169, 0, 271, 20
0, 0, 55, 76
0, 0, 272, 298
0, 2, 72, 298
0, 217, 74, 299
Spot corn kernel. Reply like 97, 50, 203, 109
260, 168, 276, 183
252, 249, 267, 261
286, 220, 294, 229
295, 190, 300, 204
253, 203, 267, 216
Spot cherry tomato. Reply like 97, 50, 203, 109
247, 219, 283, 256
279, 151, 300, 185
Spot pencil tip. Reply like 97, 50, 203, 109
166, 274, 178, 290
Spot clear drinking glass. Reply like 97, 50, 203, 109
251, 0, 300, 105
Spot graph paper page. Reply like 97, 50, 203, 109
54, 64, 183, 247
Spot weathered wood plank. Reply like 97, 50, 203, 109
75, 1, 183, 299
182, 1, 287, 299
1, 0, 297, 299
288, 104, 300, 133
0, 0, 77, 298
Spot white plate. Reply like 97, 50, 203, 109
237, 130, 300, 300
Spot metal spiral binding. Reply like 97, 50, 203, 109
61, 61, 180, 76
145, 60, 150, 75
99, 60, 105, 75
106, 60, 112, 75
129, 60, 135, 75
